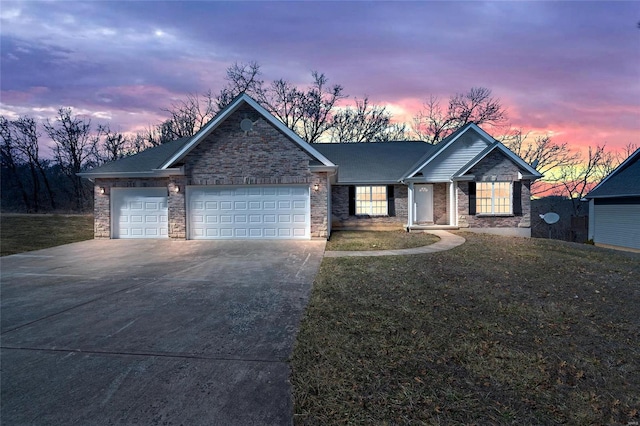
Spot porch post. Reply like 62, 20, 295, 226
449, 181, 457, 226
407, 182, 414, 227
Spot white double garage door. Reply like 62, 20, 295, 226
112, 186, 310, 239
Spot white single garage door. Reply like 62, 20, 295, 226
593, 203, 640, 250
188, 185, 310, 239
111, 188, 168, 239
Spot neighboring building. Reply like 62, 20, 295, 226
585, 148, 640, 251
79, 93, 542, 240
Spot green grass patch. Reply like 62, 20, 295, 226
0, 214, 94, 256
326, 230, 439, 251
292, 232, 640, 425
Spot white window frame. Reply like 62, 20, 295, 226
355, 185, 388, 216
477, 182, 512, 215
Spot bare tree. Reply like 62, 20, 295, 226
0, 117, 31, 210
266, 78, 306, 131
160, 91, 217, 140
216, 61, 266, 110
44, 108, 97, 210
554, 144, 616, 216
503, 129, 581, 196
297, 71, 346, 143
95, 124, 130, 164
213, 62, 346, 143
329, 97, 407, 142
0, 116, 56, 210
413, 87, 508, 143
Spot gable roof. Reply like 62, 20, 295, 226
78, 137, 189, 178
399, 123, 541, 181
586, 148, 640, 198
314, 142, 433, 184
79, 93, 336, 179
453, 140, 543, 179
160, 93, 335, 169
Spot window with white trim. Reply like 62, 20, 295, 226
477, 182, 512, 214
356, 186, 387, 216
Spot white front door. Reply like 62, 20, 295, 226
414, 184, 434, 223
111, 188, 168, 239
187, 185, 310, 239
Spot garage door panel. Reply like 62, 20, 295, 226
188, 185, 310, 239
112, 188, 168, 239
594, 204, 640, 249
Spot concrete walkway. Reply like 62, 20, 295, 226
324, 230, 466, 257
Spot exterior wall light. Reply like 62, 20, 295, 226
174, 186, 180, 193
99, 187, 105, 194
313, 183, 319, 191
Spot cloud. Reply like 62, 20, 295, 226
0, 0, 638, 152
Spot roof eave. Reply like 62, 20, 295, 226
585, 193, 640, 199
335, 180, 402, 185
77, 167, 184, 179
309, 165, 338, 173
454, 141, 542, 180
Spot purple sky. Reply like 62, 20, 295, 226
1, 1, 639, 155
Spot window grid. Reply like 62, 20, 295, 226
356, 186, 387, 216
477, 182, 511, 215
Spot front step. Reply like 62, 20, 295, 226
408, 225, 460, 233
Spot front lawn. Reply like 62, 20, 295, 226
326, 230, 439, 251
292, 232, 640, 425
0, 214, 94, 256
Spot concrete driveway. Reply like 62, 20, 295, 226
1, 239, 325, 425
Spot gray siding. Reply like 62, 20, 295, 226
420, 135, 488, 181
593, 204, 640, 250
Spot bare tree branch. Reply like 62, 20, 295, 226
413, 87, 508, 143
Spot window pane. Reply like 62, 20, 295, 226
475, 182, 511, 214
476, 183, 492, 214
355, 186, 387, 216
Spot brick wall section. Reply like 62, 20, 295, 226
331, 184, 408, 230
93, 177, 170, 239
310, 173, 329, 238
457, 150, 532, 228
168, 177, 187, 239
433, 183, 448, 225
182, 104, 327, 238
184, 105, 313, 185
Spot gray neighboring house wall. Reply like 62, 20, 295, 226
585, 148, 640, 251
79, 94, 542, 240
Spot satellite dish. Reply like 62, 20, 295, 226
240, 118, 253, 132
540, 212, 560, 224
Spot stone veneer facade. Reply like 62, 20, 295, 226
457, 150, 532, 229
93, 104, 329, 239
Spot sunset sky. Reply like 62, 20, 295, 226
1, 1, 639, 156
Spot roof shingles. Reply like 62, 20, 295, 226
587, 149, 640, 198
314, 142, 433, 184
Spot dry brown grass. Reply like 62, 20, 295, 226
0, 214, 94, 256
326, 230, 439, 251
292, 232, 640, 425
